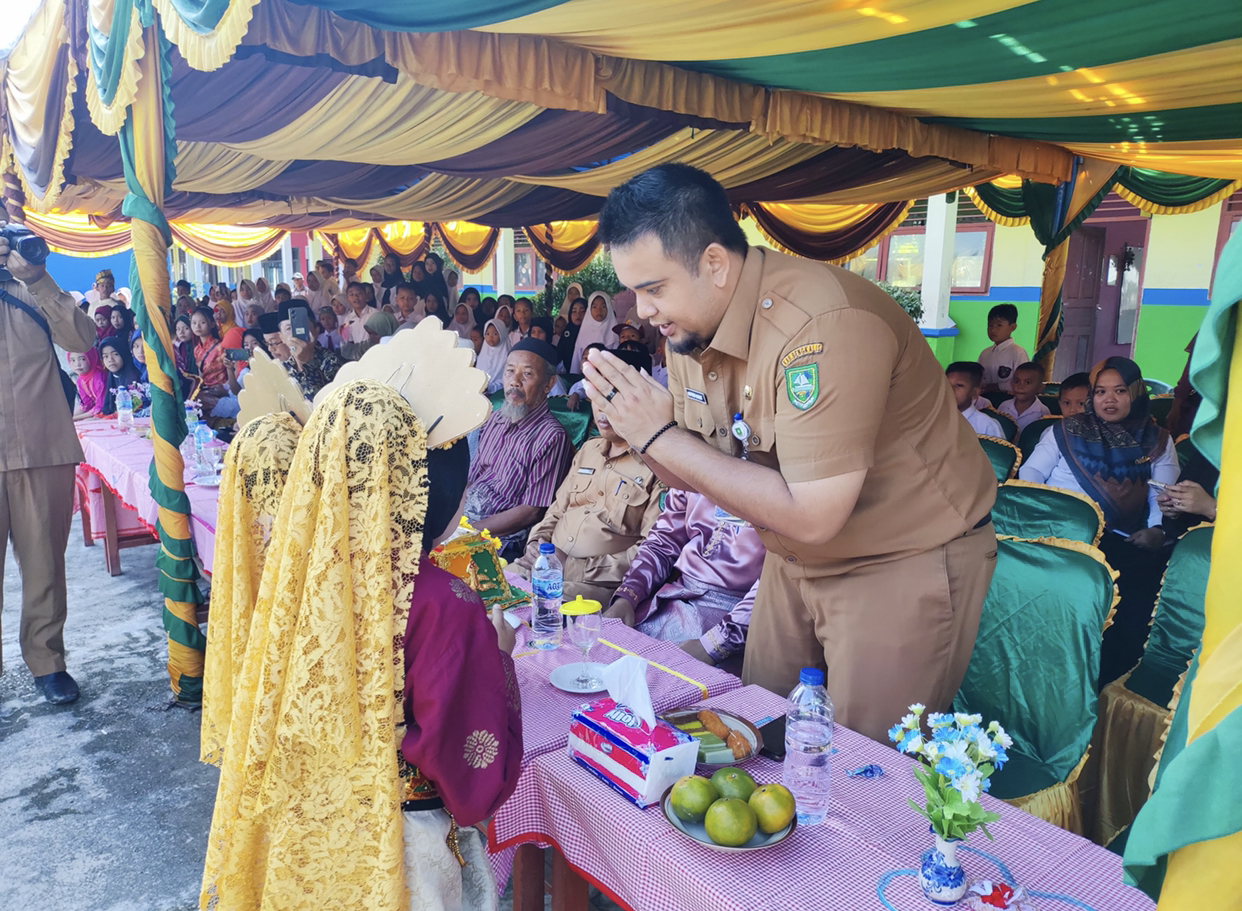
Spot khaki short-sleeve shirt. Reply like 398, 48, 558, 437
668, 247, 995, 573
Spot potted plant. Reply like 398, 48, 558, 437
889, 705, 1012, 905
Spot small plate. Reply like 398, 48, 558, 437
193, 474, 222, 488
660, 785, 796, 853
660, 708, 764, 766
549, 662, 609, 694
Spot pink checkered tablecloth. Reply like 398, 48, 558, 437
76, 419, 220, 574
490, 685, 1155, 911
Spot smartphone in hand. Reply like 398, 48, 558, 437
290, 306, 312, 343
224, 348, 249, 361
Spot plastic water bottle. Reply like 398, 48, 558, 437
192, 420, 214, 472
782, 667, 834, 826
115, 386, 134, 433
531, 542, 563, 650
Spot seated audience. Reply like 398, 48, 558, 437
191, 307, 229, 415
109, 305, 135, 341
280, 301, 343, 398
571, 292, 616, 372
394, 282, 423, 329
464, 338, 572, 559
98, 336, 143, 416
423, 291, 450, 328
245, 304, 263, 329
1019, 356, 1178, 686
494, 301, 514, 334
67, 349, 108, 420
273, 284, 292, 306
450, 303, 476, 340
514, 409, 663, 601
509, 298, 535, 345
612, 317, 647, 347
477, 319, 511, 394
341, 311, 399, 361
213, 301, 246, 351
253, 276, 275, 311
998, 361, 1051, 436
338, 281, 379, 345
604, 490, 765, 668
93, 304, 114, 343
317, 307, 342, 350
946, 361, 1004, 437
1056, 371, 1091, 418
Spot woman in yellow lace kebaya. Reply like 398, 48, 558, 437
201, 380, 522, 911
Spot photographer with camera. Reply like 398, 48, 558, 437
0, 218, 97, 704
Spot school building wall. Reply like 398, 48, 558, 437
938, 204, 1222, 385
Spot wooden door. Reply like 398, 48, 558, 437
1056, 227, 1105, 381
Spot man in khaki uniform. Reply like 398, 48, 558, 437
0, 225, 98, 704
514, 410, 664, 602
582, 165, 997, 742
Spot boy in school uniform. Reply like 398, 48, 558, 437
946, 362, 1005, 438
1057, 371, 1091, 418
998, 361, 1051, 437
979, 304, 1030, 395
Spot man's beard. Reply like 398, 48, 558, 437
668, 331, 709, 356
501, 396, 529, 423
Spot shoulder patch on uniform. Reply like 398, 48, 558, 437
780, 343, 824, 368
998, 366, 1012, 378
785, 363, 820, 411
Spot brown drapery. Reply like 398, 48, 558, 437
743, 200, 914, 264
434, 221, 500, 272
525, 221, 601, 273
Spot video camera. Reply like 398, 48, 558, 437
0, 224, 50, 266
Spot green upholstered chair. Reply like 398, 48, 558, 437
978, 435, 1022, 482
992, 480, 1104, 546
487, 392, 594, 448
1018, 415, 1062, 461
954, 537, 1117, 833
983, 389, 1013, 409
1149, 395, 1176, 428
1093, 526, 1212, 846
1039, 392, 1061, 415
1174, 434, 1195, 470
983, 407, 1018, 442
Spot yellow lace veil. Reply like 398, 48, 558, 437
200, 411, 304, 767
201, 380, 429, 911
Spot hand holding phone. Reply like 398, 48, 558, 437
290, 306, 312, 343
224, 348, 250, 361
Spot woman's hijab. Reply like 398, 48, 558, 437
571, 291, 617, 373
98, 336, 142, 414
93, 304, 115, 342
450, 303, 476, 340
364, 310, 400, 341
235, 280, 256, 326
558, 282, 584, 319
68, 348, 108, 414
254, 277, 275, 312
1053, 356, 1171, 532
423, 292, 451, 328
420, 252, 450, 307
476, 318, 511, 394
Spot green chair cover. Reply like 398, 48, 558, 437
487, 392, 594, 448
1149, 395, 1175, 428
1125, 526, 1212, 707
1039, 393, 1061, 415
983, 390, 1013, 409
978, 435, 1020, 483
984, 407, 1018, 441
1174, 435, 1196, 470
1017, 415, 1062, 461
954, 538, 1116, 798
992, 480, 1104, 545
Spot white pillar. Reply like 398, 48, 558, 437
919, 192, 959, 332
190, 253, 203, 296
495, 228, 516, 296
280, 233, 294, 285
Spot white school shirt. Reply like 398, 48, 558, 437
1019, 426, 1179, 528
980, 338, 1029, 392
961, 404, 1004, 438
999, 397, 1051, 436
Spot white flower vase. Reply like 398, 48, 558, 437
919, 828, 967, 905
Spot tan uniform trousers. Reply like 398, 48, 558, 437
743, 522, 997, 743
0, 464, 76, 677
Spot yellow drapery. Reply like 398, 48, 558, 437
172, 143, 292, 194
525, 220, 599, 253
789, 160, 1003, 206
474, 0, 1028, 61
222, 73, 544, 166
437, 220, 499, 258
151, 0, 261, 71
169, 223, 286, 266
316, 173, 536, 221
1064, 140, 1242, 182
24, 210, 134, 256
1115, 180, 1241, 216
320, 221, 431, 264
743, 200, 917, 265
83, 0, 146, 136
819, 40, 1242, 122
1157, 328, 1242, 908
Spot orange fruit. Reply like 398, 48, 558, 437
710, 767, 757, 801
669, 775, 719, 824
749, 784, 796, 834
704, 798, 758, 847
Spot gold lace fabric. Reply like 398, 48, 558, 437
202, 381, 429, 911
201, 412, 303, 767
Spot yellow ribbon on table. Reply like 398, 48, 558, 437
599, 638, 708, 700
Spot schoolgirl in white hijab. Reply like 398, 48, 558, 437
476, 318, 511, 394
570, 291, 617, 373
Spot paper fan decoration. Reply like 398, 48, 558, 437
236, 349, 313, 429
312, 317, 491, 449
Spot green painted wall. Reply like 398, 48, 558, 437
1132, 306, 1207, 387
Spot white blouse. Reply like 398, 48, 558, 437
1019, 426, 1179, 529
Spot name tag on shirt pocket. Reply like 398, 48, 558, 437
577, 467, 596, 475
686, 389, 708, 404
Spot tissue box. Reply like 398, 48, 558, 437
568, 697, 698, 808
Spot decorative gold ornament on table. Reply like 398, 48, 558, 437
313, 316, 491, 450
236, 349, 312, 429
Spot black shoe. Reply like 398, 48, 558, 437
34, 671, 80, 705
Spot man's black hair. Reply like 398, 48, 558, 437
946, 361, 985, 385
987, 304, 1019, 324
599, 163, 748, 273
1061, 371, 1091, 393
1014, 361, 1045, 380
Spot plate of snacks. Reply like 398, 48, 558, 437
661, 771, 797, 853
661, 708, 762, 766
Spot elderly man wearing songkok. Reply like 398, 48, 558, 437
514, 406, 663, 602
279, 300, 342, 398
605, 490, 765, 669
464, 338, 572, 560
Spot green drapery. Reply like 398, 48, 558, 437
487, 391, 594, 448
88, 0, 137, 107
120, 11, 207, 704
158, 0, 237, 34
286, 0, 565, 31
1118, 168, 1237, 209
